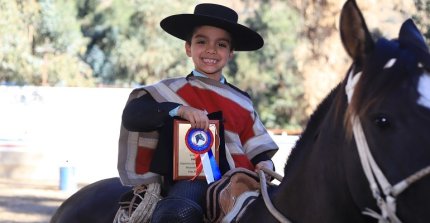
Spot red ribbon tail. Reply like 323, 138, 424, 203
191, 154, 203, 181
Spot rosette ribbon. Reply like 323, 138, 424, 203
185, 128, 221, 183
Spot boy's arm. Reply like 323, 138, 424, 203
251, 152, 275, 171
251, 152, 273, 166
122, 93, 180, 132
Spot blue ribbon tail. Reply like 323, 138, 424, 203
208, 150, 222, 181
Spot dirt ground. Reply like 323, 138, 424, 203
0, 178, 76, 223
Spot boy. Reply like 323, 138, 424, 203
118, 3, 278, 222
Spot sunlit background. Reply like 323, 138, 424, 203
0, 86, 130, 183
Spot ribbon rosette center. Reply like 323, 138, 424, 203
185, 128, 221, 183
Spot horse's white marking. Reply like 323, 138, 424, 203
383, 58, 397, 69
417, 73, 430, 109
418, 62, 424, 68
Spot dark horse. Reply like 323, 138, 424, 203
50, 177, 131, 222
239, 0, 430, 222
51, 0, 430, 222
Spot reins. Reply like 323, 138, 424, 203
258, 167, 291, 223
345, 70, 430, 223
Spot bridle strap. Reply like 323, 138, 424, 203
349, 115, 401, 223
392, 166, 430, 196
345, 70, 430, 223
346, 70, 401, 223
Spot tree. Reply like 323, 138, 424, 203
0, 0, 38, 85
413, 0, 430, 46
36, 0, 93, 86
79, 0, 194, 86
77, 0, 131, 85
0, 0, 93, 86
112, 0, 194, 86
226, 0, 306, 131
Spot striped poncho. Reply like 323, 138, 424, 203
118, 76, 278, 186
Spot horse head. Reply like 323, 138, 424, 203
340, 0, 430, 222
340, 1, 430, 222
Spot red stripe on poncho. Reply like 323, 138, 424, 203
177, 84, 255, 145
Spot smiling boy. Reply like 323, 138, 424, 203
118, 3, 278, 222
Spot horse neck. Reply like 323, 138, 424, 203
270, 84, 373, 223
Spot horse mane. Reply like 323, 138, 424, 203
284, 83, 342, 175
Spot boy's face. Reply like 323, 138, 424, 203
185, 25, 234, 80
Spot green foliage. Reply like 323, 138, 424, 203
226, 1, 306, 130
36, 0, 93, 86
79, 0, 194, 86
0, 0, 92, 86
77, 0, 134, 84
111, 0, 194, 86
413, 0, 430, 46
0, 0, 37, 84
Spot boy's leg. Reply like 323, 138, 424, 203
151, 180, 208, 223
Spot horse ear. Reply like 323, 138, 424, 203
340, 0, 374, 63
399, 19, 430, 70
399, 19, 428, 53
399, 19, 430, 68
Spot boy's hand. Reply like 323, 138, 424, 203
255, 160, 274, 181
178, 105, 209, 131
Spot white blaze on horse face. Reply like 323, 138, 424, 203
383, 58, 397, 69
417, 72, 430, 109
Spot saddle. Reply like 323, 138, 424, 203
205, 168, 271, 223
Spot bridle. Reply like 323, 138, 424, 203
254, 68, 430, 223
345, 69, 430, 223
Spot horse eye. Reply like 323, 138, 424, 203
373, 114, 391, 129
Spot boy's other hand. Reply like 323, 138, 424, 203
255, 160, 274, 181
178, 105, 209, 131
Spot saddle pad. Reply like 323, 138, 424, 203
205, 168, 261, 223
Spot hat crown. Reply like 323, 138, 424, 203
194, 3, 238, 23
160, 3, 263, 51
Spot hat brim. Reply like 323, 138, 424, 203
160, 14, 264, 51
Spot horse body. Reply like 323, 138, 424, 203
50, 177, 131, 223
51, 0, 430, 222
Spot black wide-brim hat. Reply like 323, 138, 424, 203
160, 3, 264, 51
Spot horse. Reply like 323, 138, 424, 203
51, 0, 430, 222
238, 0, 430, 222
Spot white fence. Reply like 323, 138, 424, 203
0, 86, 298, 186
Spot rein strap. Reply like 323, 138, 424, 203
258, 167, 291, 223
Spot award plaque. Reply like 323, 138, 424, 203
173, 120, 220, 180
